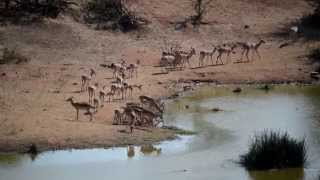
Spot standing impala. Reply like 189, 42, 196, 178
236, 40, 266, 62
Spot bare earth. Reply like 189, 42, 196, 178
0, 0, 318, 152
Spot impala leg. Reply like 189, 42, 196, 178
245, 49, 250, 62
219, 54, 224, 65
255, 49, 261, 60
251, 49, 255, 61
216, 55, 220, 65
240, 48, 246, 62
199, 57, 202, 67
226, 53, 230, 64
76, 109, 79, 120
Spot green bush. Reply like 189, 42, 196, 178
239, 130, 307, 170
0, 0, 76, 24
308, 48, 320, 63
0, 48, 29, 64
83, 0, 144, 32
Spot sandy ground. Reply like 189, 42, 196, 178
0, 0, 318, 153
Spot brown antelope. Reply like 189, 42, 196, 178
81, 75, 91, 92
139, 96, 164, 114
93, 98, 99, 112
113, 109, 123, 125
180, 47, 196, 68
111, 83, 125, 100
106, 91, 115, 102
99, 90, 106, 107
127, 63, 138, 78
199, 46, 217, 67
90, 68, 96, 78
107, 63, 126, 78
216, 43, 237, 65
66, 97, 95, 121
81, 69, 96, 92
88, 82, 98, 104
236, 40, 266, 62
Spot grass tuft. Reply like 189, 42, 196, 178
0, 47, 29, 64
239, 130, 307, 170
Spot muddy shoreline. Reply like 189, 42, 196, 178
0, 79, 317, 155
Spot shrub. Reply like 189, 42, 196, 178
0, 0, 76, 24
239, 130, 307, 170
300, 0, 320, 29
296, 0, 320, 40
0, 48, 29, 64
307, 48, 320, 63
83, 0, 145, 32
189, 0, 213, 27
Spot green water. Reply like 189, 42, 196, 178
1, 85, 320, 180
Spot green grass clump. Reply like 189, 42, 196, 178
239, 130, 306, 170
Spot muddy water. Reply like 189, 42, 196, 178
1, 85, 320, 180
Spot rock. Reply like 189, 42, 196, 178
95, 22, 116, 30
100, 64, 108, 68
259, 85, 271, 91
175, 21, 187, 31
168, 93, 179, 99
310, 71, 320, 79
211, 108, 223, 112
183, 86, 192, 91
233, 87, 242, 93
52, 90, 60, 94
290, 26, 299, 33
279, 42, 290, 48
27, 143, 38, 154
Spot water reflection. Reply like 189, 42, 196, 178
1, 85, 320, 180
248, 168, 304, 180
126, 145, 162, 158
0, 154, 20, 165
140, 145, 161, 156
127, 146, 135, 158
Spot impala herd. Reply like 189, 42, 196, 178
66, 39, 266, 132
160, 39, 265, 69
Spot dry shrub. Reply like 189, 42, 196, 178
82, 0, 146, 32
0, 48, 29, 64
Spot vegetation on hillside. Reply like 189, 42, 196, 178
0, 0, 76, 24
0, 47, 29, 65
82, 0, 147, 32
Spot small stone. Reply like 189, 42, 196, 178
233, 87, 242, 93
211, 108, 223, 112
28, 143, 38, 154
